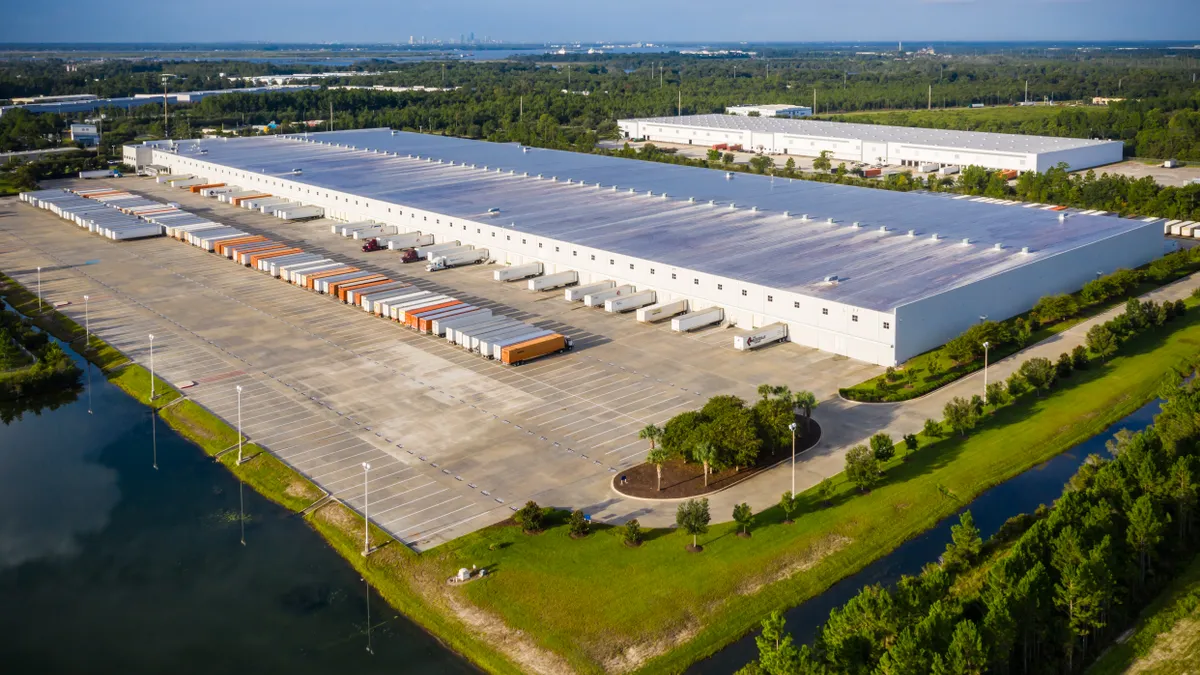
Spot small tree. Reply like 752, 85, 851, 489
1018, 357, 1056, 396
779, 490, 799, 523
1086, 323, 1117, 361
676, 498, 711, 551
1006, 372, 1028, 398
515, 500, 544, 533
568, 509, 589, 538
903, 433, 918, 459
942, 510, 983, 572
970, 394, 985, 418
816, 478, 834, 506
722, 152, 735, 165
813, 150, 832, 172
706, 148, 721, 162
923, 418, 943, 439
985, 381, 1007, 406
943, 397, 977, 437
1056, 352, 1074, 378
870, 433, 895, 463
646, 448, 671, 492
733, 502, 754, 536
694, 441, 718, 487
1071, 345, 1089, 369
623, 519, 643, 547
845, 444, 880, 492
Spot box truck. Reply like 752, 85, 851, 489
671, 307, 724, 332
584, 284, 634, 307
528, 270, 578, 291
733, 323, 789, 350
605, 290, 657, 313
500, 334, 572, 366
565, 280, 614, 302
493, 262, 543, 282
637, 299, 688, 323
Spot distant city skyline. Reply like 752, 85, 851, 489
0, 0, 1195, 43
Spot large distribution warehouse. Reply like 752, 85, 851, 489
122, 129, 1163, 366
617, 114, 1124, 172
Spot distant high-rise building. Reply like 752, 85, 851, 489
409, 36, 414, 45
469, 31, 475, 42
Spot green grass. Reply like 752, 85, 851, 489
159, 399, 241, 453
106, 364, 180, 409
0, 174, 32, 197
1089, 552, 1200, 675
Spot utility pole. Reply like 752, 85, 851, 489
162, 81, 169, 137
812, 87, 816, 115
442, 62, 446, 86
329, 100, 333, 132
928, 84, 932, 110
1025, 80, 1029, 103
519, 95, 523, 119
677, 87, 681, 117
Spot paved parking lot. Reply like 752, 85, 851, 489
0, 178, 884, 548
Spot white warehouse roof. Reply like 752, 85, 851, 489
624, 113, 1116, 155
142, 129, 1156, 314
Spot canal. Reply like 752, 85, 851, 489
690, 397, 1164, 674
0, 348, 475, 673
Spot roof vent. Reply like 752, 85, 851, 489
878, 225, 889, 233
646, 190, 654, 196
725, 172, 735, 180
851, 222, 861, 229
729, 203, 736, 209
824, 275, 839, 284
751, 206, 758, 212
1058, 213, 1067, 223
993, 243, 1003, 250
566, 178, 573, 184
962, 238, 972, 246
783, 211, 789, 217
709, 200, 716, 206
628, 187, 636, 193
907, 229, 916, 237
391, 130, 397, 136
1021, 246, 1030, 254
827, 217, 836, 224
689, 197, 696, 203
801, 214, 810, 221
931, 233, 940, 241
661, 193, 669, 199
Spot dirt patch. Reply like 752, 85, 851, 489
600, 621, 700, 674
286, 479, 320, 502
614, 421, 821, 499
738, 534, 853, 597
441, 591, 577, 675
1127, 615, 1200, 674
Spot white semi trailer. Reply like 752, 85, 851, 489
733, 323, 789, 350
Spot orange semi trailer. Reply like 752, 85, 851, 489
231, 193, 271, 207
214, 236, 267, 257
304, 267, 359, 290
189, 183, 225, 193
248, 247, 302, 268
402, 301, 462, 328
336, 277, 396, 303
327, 273, 387, 299
230, 241, 285, 262
499, 334, 572, 366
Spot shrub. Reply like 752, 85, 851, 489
568, 509, 589, 537
943, 397, 978, 437
816, 478, 834, 505
779, 491, 799, 523
515, 500, 544, 533
845, 445, 880, 492
1018, 357, 1056, 396
1032, 294, 1078, 324
1071, 345, 1089, 369
923, 418, 943, 438
733, 502, 754, 535
869, 433, 895, 462
1006, 372, 1028, 398
1056, 352, 1074, 378
622, 519, 643, 546
985, 381, 1008, 405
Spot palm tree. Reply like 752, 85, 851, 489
793, 390, 818, 432
756, 384, 774, 401
639, 424, 662, 451
694, 441, 718, 487
647, 447, 670, 491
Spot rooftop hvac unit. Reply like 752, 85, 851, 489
801, 214, 810, 221
662, 193, 669, 199
1021, 247, 1031, 254
824, 275, 839, 284
879, 225, 889, 233
962, 238, 971, 246
907, 230, 916, 237
391, 130, 397, 135
1058, 213, 1067, 222
931, 233, 940, 241
725, 172, 734, 180
783, 211, 789, 217
994, 243, 1004, 250
827, 217, 835, 224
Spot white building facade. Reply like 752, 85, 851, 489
726, 104, 813, 118
619, 114, 1124, 172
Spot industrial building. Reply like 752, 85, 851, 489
122, 128, 1164, 366
69, 123, 99, 147
0, 85, 317, 117
618, 114, 1124, 172
726, 104, 813, 118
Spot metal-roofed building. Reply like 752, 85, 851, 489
125, 129, 1163, 366
618, 114, 1124, 172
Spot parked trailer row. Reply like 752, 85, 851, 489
19, 188, 165, 240
1164, 220, 1200, 238
584, 284, 635, 307
565, 280, 614, 302
146, 199, 570, 366
672, 307, 724, 332
528, 270, 578, 291
606, 290, 656, 313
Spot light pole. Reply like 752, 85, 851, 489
982, 341, 991, 404
362, 462, 371, 556
364, 577, 374, 655
788, 422, 798, 494
148, 334, 155, 402
83, 294, 90, 349
236, 385, 244, 464
36, 266, 42, 311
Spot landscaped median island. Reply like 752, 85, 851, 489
6, 262, 1200, 675
842, 247, 1200, 402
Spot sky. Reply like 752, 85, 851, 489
0, 0, 1196, 44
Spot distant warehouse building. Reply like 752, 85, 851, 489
124, 129, 1163, 366
726, 104, 813, 118
618, 114, 1124, 172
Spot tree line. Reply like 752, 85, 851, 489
743, 369, 1200, 674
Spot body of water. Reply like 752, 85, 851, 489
690, 398, 1163, 674
0, 344, 474, 674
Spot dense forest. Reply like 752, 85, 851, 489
741, 370, 1200, 675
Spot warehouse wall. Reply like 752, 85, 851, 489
148, 147, 900, 365
1035, 141, 1124, 172
892, 222, 1162, 363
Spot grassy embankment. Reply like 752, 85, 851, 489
1089, 552, 1200, 675
5, 263, 1200, 674
841, 264, 1200, 402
